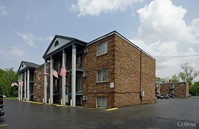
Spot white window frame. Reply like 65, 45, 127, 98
96, 97, 107, 108
170, 84, 175, 89
97, 69, 108, 83
97, 42, 108, 56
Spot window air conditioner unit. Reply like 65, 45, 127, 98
82, 96, 87, 101
82, 72, 86, 77
83, 48, 88, 53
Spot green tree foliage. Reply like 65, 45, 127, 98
178, 63, 199, 86
156, 76, 179, 84
0, 68, 18, 97
190, 82, 199, 96
178, 72, 186, 82
171, 74, 180, 82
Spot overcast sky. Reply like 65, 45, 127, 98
0, 0, 199, 80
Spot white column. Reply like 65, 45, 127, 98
62, 49, 66, 105
18, 74, 20, 100
50, 56, 54, 104
71, 44, 76, 107
44, 61, 47, 103
27, 69, 30, 101
20, 74, 23, 100
24, 71, 27, 100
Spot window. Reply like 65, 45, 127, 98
76, 76, 82, 92
97, 69, 108, 82
170, 84, 175, 89
97, 97, 107, 108
97, 42, 108, 56
54, 40, 59, 47
77, 55, 82, 69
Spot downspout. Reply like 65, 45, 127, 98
140, 50, 142, 103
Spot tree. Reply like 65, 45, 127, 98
170, 74, 180, 82
178, 63, 199, 86
156, 77, 170, 83
0, 68, 18, 97
190, 82, 199, 96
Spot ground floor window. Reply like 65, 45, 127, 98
171, 90, 175, 94
96, 97, 107, 108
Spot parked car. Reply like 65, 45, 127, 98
161, 94, 169, 99
168, 94, 176, 98
156, 94, 164, 99
0, 87, 5, 116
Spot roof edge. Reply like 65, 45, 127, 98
42, 35, 87, 59
88, 30, 155, 60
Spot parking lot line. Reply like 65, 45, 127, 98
0, 123, 8, 127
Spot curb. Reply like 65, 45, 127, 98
106, 108, 118, 111
22, 100, 42, 105
18, 100, 119, 111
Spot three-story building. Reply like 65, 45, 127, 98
19, 31, 156, 108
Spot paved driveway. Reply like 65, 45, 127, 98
0, 97, 199, 129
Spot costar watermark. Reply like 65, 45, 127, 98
177, 121, 197, 127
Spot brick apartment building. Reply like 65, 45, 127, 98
160, 82, 189, 97
17, 61, 39, 101
19, 31, 156, 108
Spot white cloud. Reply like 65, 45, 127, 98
15, 31, 37, 47
0, 47, 24, 70
71, 0, 142, 16
10, 47, 24, 57
1, 47, 25, 61
189, 18, 199, 40
137, 0, 199, 44
0, 6, 8, 16
132, 0, 199, 78
0, 46, 24, 60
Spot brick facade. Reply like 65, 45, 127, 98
83, 33, 156, 108
83, 35, 116, 108
160, 82, 189, 97
32, 31, 156, 108
34, 64, 44, 102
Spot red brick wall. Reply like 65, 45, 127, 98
35, 64, 44, 102
141, 52, 156, 104
84, 33, 156, 108
114, 35, 141, 107
185, 82, 189, 97
160, 82, 189, 97
114, 35, 155, 107
83, 35, 115, 108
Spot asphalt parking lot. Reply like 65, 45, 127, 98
0, 97, 198, 129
